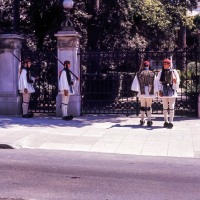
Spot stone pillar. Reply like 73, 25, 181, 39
55, 31, 81, 117
0, 34, 23, 115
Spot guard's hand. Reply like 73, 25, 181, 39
173, 79, 176, 84
159, 90, 163, 97
24, 88, 28, 93
64, 90, 68, 96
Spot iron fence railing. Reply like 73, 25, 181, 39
80, 49, 200, 117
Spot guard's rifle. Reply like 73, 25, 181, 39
170, 55, 173, 71
139, 54, 144, 72
46, 49, 79, 80
170, 55, 177, 81
11, 52, 21, 62
0, 49, 38, 101
0, 50, 22, 72
9, 51, 37, 78
0, 49, 21, 61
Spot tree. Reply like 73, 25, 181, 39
0, 0, 199, 51
187, 14, 200, 49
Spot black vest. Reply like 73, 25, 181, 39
21, 67, 33, 84
137, 70, 155, 95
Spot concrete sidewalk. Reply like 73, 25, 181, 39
0, 114, 200, 158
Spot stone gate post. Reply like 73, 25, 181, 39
55, 30, 81, 117
0, 34, 23, 115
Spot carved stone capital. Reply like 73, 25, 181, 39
57, 37, 80, 48
0, 34, 23, 50
55, 31, 81, 48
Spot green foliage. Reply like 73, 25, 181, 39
187, 14, 200, 49
181, 61, 200, 94
187, 61, 200, 75
0, 0, 199, 51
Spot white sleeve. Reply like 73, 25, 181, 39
157, 71, 163, 91
18, 69, 28, 90
172, 70, 180, 90
153, 75, 159, 93
131, 75, 140, 92
31, 76, 36, 83
73, 78, 77, 86
59, 71, 69, 91
71, 74, 76, 86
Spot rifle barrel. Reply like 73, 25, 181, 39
11, 53, 21, 62
50, 52, 79, 80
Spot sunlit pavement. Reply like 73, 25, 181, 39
0, 114, 200, 158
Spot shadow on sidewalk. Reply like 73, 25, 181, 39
0, 114, 129, 129
107, 123, 164, 130
0, 114, 199, 129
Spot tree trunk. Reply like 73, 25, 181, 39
95, 0, 100, 12
87, 0, 101, 50
178, 26, 187, 71
179, 26, 187, 49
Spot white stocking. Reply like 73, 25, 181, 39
140, 111, 145, 121
146, 98, 153, 121
61, 94, 70, 117
22, 103, 29, 115
147, 109, 151, 121
162, 98, 169, 122
169, 110, 174, 123
62, 104, 68, 117
140, 97, 146, 121
22, 93, 31, 115
163, 109, 168, 122
169, 98, 176, 123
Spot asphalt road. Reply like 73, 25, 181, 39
0, 149, 200, 200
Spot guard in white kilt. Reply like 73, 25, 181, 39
59, 60, 76, 120
18, 59, 36, 118
157, 59, 180, 128
131, 61, 158, 126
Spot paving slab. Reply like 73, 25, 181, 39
0, 114, 199, 158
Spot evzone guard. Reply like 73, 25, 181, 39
131, 61, 158, 126
18, 58, 37, 118
58, 60, 78, 120
157, 59, 180, 128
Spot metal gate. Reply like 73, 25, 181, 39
80, 50, 200, 117
22, 50, 58, 113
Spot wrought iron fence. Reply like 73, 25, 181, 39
80, 49, 200, 117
